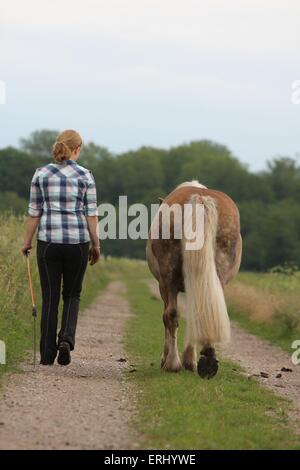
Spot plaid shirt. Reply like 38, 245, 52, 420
28, 160, 98, 244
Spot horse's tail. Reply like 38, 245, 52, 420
181, 194, 231, 347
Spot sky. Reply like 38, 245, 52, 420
0, 0, 299, 171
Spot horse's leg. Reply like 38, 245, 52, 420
182, 304, 197, 371
161, 327, 171, 368
197, 345, 219, 379
159, 281, 170, 368
182, 344, 197, 372
162, 288, 182, 372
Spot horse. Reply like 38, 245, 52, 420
146, 180, 242, 379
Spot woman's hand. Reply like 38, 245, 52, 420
89, 245, 100, 265
22, 216, 41, 256
22, 240, 32, 256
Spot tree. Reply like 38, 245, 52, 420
264, 157, 300, 201
79, 143, 119, 204
116, 147, 165, 203
0, 147, 39, 199
20, 129, 59, 160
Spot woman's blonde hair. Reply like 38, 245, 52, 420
53, 129, 82, 163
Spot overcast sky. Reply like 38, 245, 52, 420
0, 0, 299, 170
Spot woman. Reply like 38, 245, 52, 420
21, 129, 100, 366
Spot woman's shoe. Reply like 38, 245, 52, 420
57, 341, 71, 366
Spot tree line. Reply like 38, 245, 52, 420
1, 129, 299, 271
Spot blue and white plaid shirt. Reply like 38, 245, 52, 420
28, 160, 98, 244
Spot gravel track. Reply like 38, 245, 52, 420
0, 281, 137, 450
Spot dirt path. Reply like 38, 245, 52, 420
0, 281, 137, 450
149, 281, 300, 427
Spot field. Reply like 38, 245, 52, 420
0, 215, 300, 449
226, 271, 300, 351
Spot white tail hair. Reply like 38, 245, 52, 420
182, 194, 231, 347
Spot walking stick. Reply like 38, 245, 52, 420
25, 252, 37, 368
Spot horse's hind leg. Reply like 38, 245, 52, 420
182, 311, 197, 371
158, 282, 170, 368
161, 328, 170, 368
160, 284, 182, 372
182, 344, 197, 372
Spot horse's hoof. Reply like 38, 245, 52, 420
162, 354, 182, 372
197, 355, 219, 379
182, 360, 197, 372
160, 356, 167, 368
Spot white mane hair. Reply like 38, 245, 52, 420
176, 180, 207, 190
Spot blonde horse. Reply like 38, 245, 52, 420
146, 181, 242, 379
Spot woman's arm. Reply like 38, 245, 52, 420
86, 215, 100, 265
22, 168, 43, 255
21, 216, 41, 255
84, 171, 100, 265
86, 215, 100, 247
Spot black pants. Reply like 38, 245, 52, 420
37, 240, 89, 364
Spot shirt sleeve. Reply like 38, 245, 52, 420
83, 171, 98, 216
28, 169, 43, 218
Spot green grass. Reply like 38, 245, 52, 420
122, 266, 300, 449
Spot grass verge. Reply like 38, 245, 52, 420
225, 272, 300, 352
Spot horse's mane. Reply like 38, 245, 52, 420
176, 180, 207, 190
